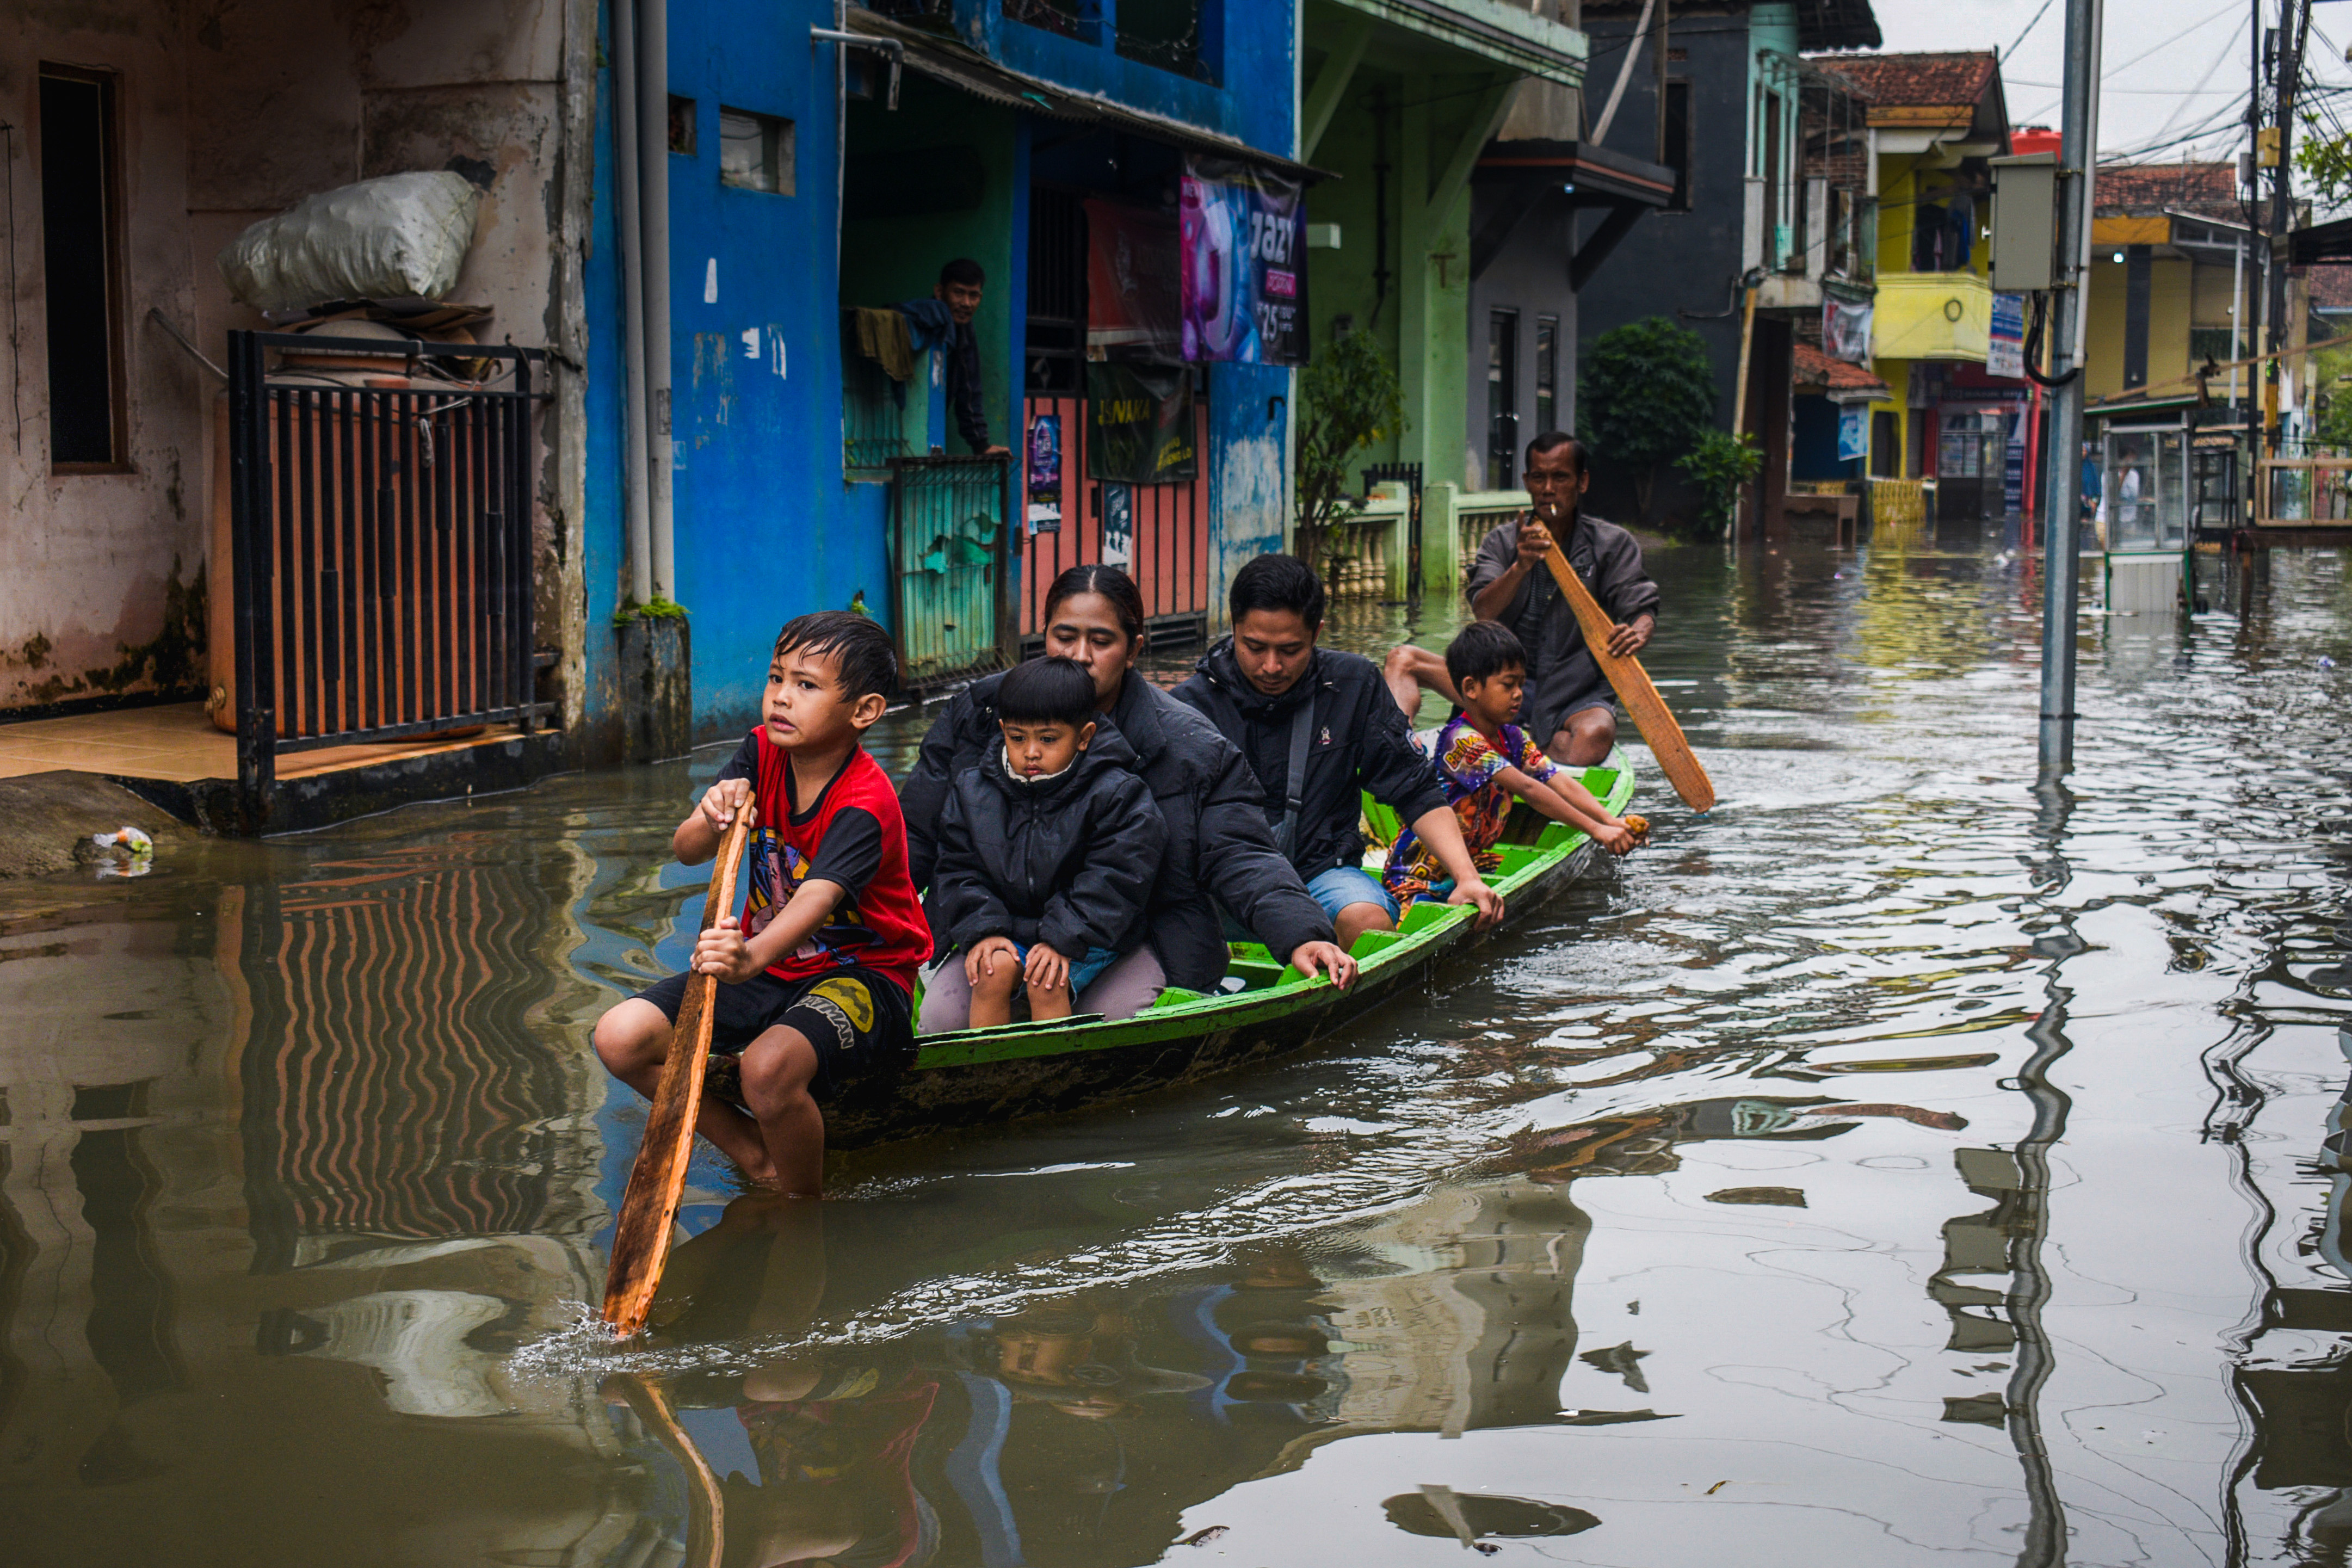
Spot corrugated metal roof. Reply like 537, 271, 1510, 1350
844, 10, 1334, 181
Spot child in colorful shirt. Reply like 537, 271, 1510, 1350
1382, 620, 1640, 905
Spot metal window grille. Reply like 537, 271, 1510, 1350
1005, 0, 1098, 42
225, 330, 550, 831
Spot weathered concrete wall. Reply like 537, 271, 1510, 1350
0, 7, 207, 713
3, 0, 592, 733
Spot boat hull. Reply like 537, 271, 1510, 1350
824, 749, 1634, 1149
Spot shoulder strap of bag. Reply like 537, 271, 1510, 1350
1273, 695, 1316, 860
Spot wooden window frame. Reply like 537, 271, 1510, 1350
40, 63, 131, 476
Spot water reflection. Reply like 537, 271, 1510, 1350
0, 523, 2345, 1564
617, 1176, 1615, 1565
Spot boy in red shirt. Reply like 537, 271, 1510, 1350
593, 612, 931, 1194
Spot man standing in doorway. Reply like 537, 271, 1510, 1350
1382, 432, 1658, 767
935, 258, 1010, 458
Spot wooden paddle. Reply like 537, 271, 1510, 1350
1542, 544, 1717, 813
602, 807, 756, 1335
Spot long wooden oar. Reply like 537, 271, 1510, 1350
603, 808, 756, 1335
1543, 545, 1717, 813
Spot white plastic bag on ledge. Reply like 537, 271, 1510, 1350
218, 171, 481, 313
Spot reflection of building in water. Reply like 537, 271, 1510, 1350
0, 837, 638, 1565
235, 841, 606, 1268
1308, 1179, 1589, 1441
2225, 1030, 2352, 1560
1931, 1147, 2030, 1427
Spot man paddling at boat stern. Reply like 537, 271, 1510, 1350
1385, 431, 1659, 768
1176, 555, 1507, 954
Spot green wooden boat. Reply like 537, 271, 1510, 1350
826, 748, 1640, 1147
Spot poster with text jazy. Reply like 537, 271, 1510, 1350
1180, 156, 1309, 366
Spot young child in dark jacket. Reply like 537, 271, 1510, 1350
928, 657, 1168, 1027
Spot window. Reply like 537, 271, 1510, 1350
1486, 309, 1519, 490
1116, 0, 1219, 83
667, 94, 696, 155
39, 67, 126, 470
2188, 327, 2236, 367
719, 108, 793, 194
1006, 0, 1100, 42
1024, 187, 1085, 394
1534, 315, 1559, 434
1663, 81, 1693, 211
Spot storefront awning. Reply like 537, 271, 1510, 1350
841, 11, 1335, 182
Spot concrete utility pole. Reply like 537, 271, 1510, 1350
2036, 0, 2102, 779
2264, 0, 2311, 450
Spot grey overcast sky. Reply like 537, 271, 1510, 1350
1862, 0, 2352, 166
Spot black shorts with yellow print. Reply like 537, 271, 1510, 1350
632, 966, 915, 1102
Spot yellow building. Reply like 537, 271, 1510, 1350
1803, 50, 2018, 515
2078, 163, 2271, 407
2075, 162, 2301, 546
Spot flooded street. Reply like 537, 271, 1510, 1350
4, 518, 2349, 1567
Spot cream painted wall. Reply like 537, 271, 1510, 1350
1, 0, 588, 719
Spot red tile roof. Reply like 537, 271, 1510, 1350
1794, 343, 1893, 399
1804, 51, 1997, 109
2094, 161, 2239, 218
2307, 264, 2352, 312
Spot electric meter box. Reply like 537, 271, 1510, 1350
1990, 152, 2059, 293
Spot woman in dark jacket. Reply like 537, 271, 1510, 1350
900, 566, 1353, 1017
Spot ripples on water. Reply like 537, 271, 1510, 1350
1, 520, 2347, 1565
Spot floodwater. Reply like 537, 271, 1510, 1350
2, 517, 2347, 1567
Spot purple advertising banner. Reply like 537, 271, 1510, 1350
1180, 156, 1309, 366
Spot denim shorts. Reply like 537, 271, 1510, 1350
1012, 941, 1122, 997
1306, 865, 1400, 925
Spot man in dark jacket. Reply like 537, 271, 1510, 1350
902, 664, 1345, 1000
935, 257, 1008, 457
1382, 432, 1658, 767
1175, 555, 1505, 951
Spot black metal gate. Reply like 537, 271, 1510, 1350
226, 330, 550, 828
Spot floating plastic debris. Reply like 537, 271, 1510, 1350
89, 825, 153, 857
89, 825, 155, 879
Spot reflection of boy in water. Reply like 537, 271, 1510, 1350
638, 1194, 948, 1568
725, 1371, 941, 1568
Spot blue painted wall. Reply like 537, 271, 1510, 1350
581, 0, 1302, 749
583, 0, 629, 761
970, 0, 1291, 156
666, 0, 865, 736
971, 0, 1301, 629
